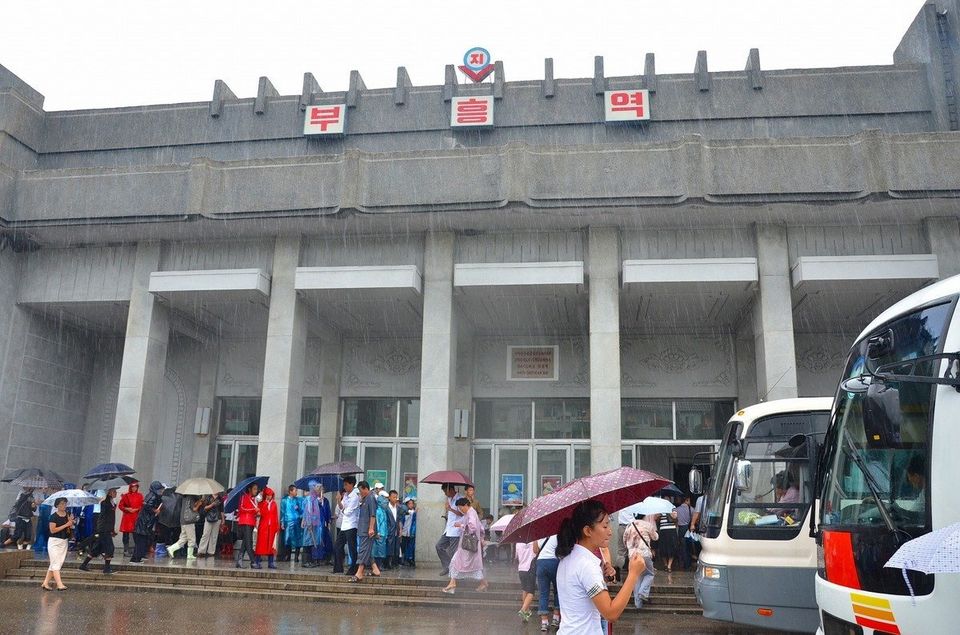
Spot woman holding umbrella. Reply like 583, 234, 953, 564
41, 497, 74, 590
555, 500, 646, 634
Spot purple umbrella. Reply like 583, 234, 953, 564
308, 461, 364, 476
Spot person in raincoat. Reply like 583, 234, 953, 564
373, 490, 389, 567
300, 481, 331, 568
442, 497, 488, 594
279, 484, 302, 562
130, 481, 165, 563
400, 497, 417, 566
118, 481, 143, 556
254, 487, 280, 569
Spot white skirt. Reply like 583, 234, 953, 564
47, 537, 68, 571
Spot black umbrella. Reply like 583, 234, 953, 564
657, 483, 685, 497
2, 467, 65, 487
83, 463, 136, 479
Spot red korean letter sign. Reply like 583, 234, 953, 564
450, 95, 494, 128
604, 89, 650, 122
303, 104, 347, 135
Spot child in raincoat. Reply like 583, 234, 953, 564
254, 487, 280, 569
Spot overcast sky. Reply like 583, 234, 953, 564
0, 0, 928, 111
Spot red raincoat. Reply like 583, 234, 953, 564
254, 492, 279, 556
118, 486, 143, 533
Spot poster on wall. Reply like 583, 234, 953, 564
508, 345, 559, 380
501, 474, 525, 507
540, 475, 562, 496
366, 469, 388, 488
402, 472, 418, 501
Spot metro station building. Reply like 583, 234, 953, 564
1, 2, 959, 557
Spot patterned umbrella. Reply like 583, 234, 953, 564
42, 489, 101, 507
1, 467, 64, 485
421, 470, 474, 487
885, 522, 960, 575
83, 463, 136, 479
11, 471, 64, 490
499, 467, 671, 544
307, 461, 364, 476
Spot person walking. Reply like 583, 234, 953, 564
167, 495, 203, 560
197, 493, 222, 558
3, 488, 36, 550
130, 481, 164, 564
349, 481, 381, 582
333, 476, 360, 575
515, 539, 538, 623
41, 497, 73, 590
442, 497, 488, 594
435, 484, 462, 577
279, 485, 302, 563
254, 487, 280, 570
535, 534, 562, 632
117, 482, 142, 557
555, 500, 646, 634
235, 483, 259, 569
80, 488, 118, 575
657, 505, 679, 573
675, 495, 693, 570
623, 513, 658, 608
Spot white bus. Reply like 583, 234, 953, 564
815, 276, 960, 635
691, 397, 833, 633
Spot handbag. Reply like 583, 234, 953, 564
461, 532, 479, 553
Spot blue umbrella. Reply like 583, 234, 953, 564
223, 475, 269, 513
292, 474, 342, 492
83, 463, 136, 479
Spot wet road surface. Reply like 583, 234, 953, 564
4, 586, 780, 635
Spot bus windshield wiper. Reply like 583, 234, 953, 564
841, 429, 896, 533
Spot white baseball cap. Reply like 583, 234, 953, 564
374, 482, 384, 489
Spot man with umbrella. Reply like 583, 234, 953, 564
2, 487, 36, 550
79, 487, 118, 575
333, 475, 360, 575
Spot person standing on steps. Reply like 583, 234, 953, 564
80, 488, 118, 575
254, 487, 280, 570
333, 476, 360, 575
197, 493, 222, 558
117, 482, 142, 557
441, 497, 488, 594
435, 484, 462, 577
235, 483, 260, 569
280, 484, 302, 563
130, 481, 164, 564
167, 495, 202, 560
349, 481, 381, 582
41, 497, 73, 591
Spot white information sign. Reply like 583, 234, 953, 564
603, 89, 650, 122
508, 345, 559, 381
450, 95, 494, 127
303, 104, 347, 135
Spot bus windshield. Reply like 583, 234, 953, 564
702, 420, 741, 538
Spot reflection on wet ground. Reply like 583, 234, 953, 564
6, 586, 778, 635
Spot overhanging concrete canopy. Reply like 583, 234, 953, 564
622, 258, 758, 285
295, 265, 422, 293
790, 255, 939, 287
454, 261, 583, 288
148, 268, 272, 336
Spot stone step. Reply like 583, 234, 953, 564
4, 567, 702, 606
0, 577, 704, 615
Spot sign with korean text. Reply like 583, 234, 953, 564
508, 345, 559, 381
366, 469, 388, 488
501, 474, 524, 507
459, 46, 495, 83
303, 104, 346, 135
451, 95, 494, 128
604, 89, 650, 122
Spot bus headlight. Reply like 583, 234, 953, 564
701, 565, 722, 580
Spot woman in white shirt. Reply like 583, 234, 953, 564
555, 500, 645, 634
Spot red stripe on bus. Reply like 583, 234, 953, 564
822, 530, 861, 589
855, 615, 900, 634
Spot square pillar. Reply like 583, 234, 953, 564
416, 232, 457, 564
111, 243, 169, 481
256, 236, 307, 492
923, 217, 960, 278
189, 343, 219, 478
317, 336, 342, 465
588, 227, 622, 475
753, 225, 798, 401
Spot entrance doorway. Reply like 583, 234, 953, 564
340, 441, 418, 496
622, 443, 716, 494
214, 439, 258, 488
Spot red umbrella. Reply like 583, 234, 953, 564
421, 470, 474, 487
499, 467, 671, 544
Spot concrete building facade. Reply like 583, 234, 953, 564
2, 1, 960, 561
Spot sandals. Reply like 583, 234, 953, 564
40, 584, 52, 591
349, 576, 362, 583
476, 583, 489, 592
441, 587, 456, 594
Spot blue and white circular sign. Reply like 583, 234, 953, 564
463, 47, 492, 71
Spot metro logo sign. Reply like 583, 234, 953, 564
451, 95, 494, 127
604, 90, 650, 122
303, 104, 346, 135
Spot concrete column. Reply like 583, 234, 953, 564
317, 336, 342, 465
923, 217, 960, 279
753, 225, 798, 401
111, 243, 169, 482
189, 343, 219, 478
416, 232, 457, 565
256, 236, 307, 492
588, 227, 622, 564
450, 332, 474, 481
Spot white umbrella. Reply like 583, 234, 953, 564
620, 496, 675, 520
491, 513, 515, 532
884, 521, 960, 604
176, 477, 226, 496
42, 489, 100, 507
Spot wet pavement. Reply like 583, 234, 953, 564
3, 585, 778, 635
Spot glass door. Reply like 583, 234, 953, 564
214, 440, 259, 487
298, 441, 320, 476
495, 446, 530, 513
361, 443, 394, 489
535, 446, 568, 497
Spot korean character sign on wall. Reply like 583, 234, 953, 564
604, 89, 651, 123
450, 95, 494, 128
303, 104, 347, 135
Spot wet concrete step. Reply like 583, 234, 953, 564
5, 567, 701, 607
0, 577, 704, 615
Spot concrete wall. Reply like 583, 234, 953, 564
340, 337, 421, 397
621, 334, 737, 399
78, 339, 123, 473
216, 338, 265, 397
472, 336, 589, 399
795, 332, 851, 398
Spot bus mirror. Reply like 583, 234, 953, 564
788, 433, 807, 448
863, 382, 903, 449
688, 468, 704, 495
867, 330, 894, 360
735, 460, 753, 492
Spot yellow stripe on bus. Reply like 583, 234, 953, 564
850, 593, 892, 609
852, 604, 896, 622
